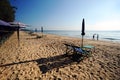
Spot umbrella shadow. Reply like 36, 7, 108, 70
0, 53, 83, 74
37, 54, 74, 74
0, 32, 14, 46
26, 35, 43, 40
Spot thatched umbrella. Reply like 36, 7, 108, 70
81, 18, 85, 47
9, 22, 26, 46
0, 19, 11, 26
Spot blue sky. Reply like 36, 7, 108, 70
10, 0, 120, 31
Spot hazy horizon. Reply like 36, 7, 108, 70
10, 0, 120, 31
28, 28, 120, 31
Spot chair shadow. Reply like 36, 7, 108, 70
0, 54, 82, 74
26, 36, 42, 40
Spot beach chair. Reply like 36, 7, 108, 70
64, 44, 92, 62
82, 45, 95, 53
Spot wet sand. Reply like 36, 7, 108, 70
0, 31, 120, 80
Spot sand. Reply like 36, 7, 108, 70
0, 31, 120, 80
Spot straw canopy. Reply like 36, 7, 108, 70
9, 22, 27, 28
0, 19, 16, 32
9, 21, 27, 46
0, 20, 27, 46
0, 20, 11, 26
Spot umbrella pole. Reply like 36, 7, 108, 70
81, 35, 84, 47
17, 27, 20, 46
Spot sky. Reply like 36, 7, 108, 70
10, 0, 120, 31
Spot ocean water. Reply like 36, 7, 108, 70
36, 30, 120, 42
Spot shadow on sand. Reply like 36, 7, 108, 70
0, 32, 14, 46
0, 54, 82, 74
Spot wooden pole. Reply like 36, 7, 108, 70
81, 35, 84, 47
17, 25, 20, 46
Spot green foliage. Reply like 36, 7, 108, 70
0, 0, 16, 22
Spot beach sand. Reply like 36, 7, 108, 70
0, 31, 120, 80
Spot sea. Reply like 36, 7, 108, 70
33, 30, 120, 43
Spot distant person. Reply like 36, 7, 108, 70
93, 34, 96, 40
97, 34, 99, 40
35, 28, 37, 32
93, 35, 95, 40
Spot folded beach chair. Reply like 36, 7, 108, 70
64, 44, 92, 62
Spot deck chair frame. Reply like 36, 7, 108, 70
64, 43, 93, 62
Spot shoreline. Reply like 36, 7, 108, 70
35, 32, 120, 45
0, 31, 120, 79
32, 30, 120, 43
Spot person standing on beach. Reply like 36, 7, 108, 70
93, 35, 95, 40
97, 34, 99, 40
93, 34, 95, 40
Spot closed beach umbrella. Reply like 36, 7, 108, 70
41, 26, 43, 33
81, 18, 85, 36
41, 26, 43, 37
81, 18, 85, 47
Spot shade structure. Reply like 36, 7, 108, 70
0, 20, 11, 26
0, 19, 17, 32
0, 20, 17, 46
81, 18, 85, 47
9, 22, 27, 46
9, 22, 27, 28
0, 20, 27, 46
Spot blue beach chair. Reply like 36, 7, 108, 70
82, 45, 95, 53
64, 44, 93, 62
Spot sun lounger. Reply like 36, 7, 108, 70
82, 45, 95, 52
64, 44, 93, 62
